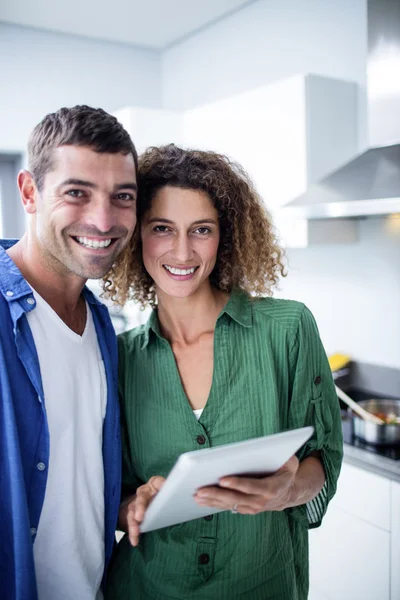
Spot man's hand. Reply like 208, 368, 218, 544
118, 476, 165, 546
194, 455, 301, 514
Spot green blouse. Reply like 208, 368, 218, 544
106, 292, 343, 600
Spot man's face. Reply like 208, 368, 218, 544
29, 145, 137, 280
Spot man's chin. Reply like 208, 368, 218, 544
68, 257, 116, 281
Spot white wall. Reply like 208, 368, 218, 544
0, 24, 162, 153
162, 0, 367, 150
277, 217, 400, 369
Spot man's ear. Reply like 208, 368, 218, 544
18, 170, 38, 215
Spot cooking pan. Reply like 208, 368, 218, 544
353, 399, 400, 445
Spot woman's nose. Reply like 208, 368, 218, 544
173, 234, 194, 262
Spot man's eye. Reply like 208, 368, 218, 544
153, 225, 170, 233
116, 193, 135, 202
66, 189, 85, 198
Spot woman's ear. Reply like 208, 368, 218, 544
18, 170, 38, 215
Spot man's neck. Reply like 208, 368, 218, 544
7, 235, 86, 316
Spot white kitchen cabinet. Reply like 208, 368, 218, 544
182, 74, 357, 213
391, 481, 400, 600
114, 75, 357, 215
309, 503, 390, 600
113, 106, 184, 154
332, 462, 391, 531
113, 75, 358, 247
309, 462, 393, 600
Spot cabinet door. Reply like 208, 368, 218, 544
333, 462, 391, 531
392, 481, 400, 600
309, 504, 390, 600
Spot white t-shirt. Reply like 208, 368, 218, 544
27, 289, 107, 600
193, 408, 204, 420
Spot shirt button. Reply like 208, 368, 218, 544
197, 435, 206, 445
37, 462, 46, 471
27, 297, 35, 305
204, 514, 213, 521
199, 553, 210, 565
314, 376, 322, 385
6, 290, 14, 297
30, 527, 37, 536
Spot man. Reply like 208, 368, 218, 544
0, 105, 138, 600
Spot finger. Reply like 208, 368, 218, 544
134, 476, 166, 522
126, 509, 141, 546
194, 488, 262, 511
149, 475, 166, 492
218, 476, 274, 495
195, 490, 264, 514
134, 489, 152, 523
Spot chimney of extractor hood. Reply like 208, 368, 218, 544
368, 0, 400, 147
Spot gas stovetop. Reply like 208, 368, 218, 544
340, 388, 400, 461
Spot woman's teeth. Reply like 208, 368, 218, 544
164, 265, 196, 276
76, 237, 112, 249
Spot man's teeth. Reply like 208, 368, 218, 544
76, 237, 112, 249
164, 265, 196, 276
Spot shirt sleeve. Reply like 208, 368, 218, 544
286, 304, 343, 529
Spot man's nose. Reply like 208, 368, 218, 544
86, 200, 116, 234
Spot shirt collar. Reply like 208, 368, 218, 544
0, 239, 33, 301
219, 289, 253, 328
142, 307, 163, 349
0, 238, 103, 308
141, 289, 253, 349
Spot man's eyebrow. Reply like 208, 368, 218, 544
59, 179, 138, 192
115, 182, 138, 192
60, 178, 97, 188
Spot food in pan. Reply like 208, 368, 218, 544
371, 411, 400, 425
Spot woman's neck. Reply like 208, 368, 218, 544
157, 283, 229, 345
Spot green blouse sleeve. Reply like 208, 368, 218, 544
287, 305, 343, 529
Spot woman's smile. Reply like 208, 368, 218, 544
162, 264, 199, 280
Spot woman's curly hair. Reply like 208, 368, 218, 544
103, 144, 286, 307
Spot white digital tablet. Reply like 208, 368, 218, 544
140, 426, 313, 533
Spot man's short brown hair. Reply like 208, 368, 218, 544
28, 105, 138, 190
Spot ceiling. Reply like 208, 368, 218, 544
0, 0, 254, 49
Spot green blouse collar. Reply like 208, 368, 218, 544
142, 289, 253, 348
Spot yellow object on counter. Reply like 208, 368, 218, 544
328, 353, 351, 373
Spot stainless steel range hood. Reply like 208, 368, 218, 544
282, 0, 400, 220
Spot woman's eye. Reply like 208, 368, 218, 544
66, 189, 85, 198
153, 225, 170, 233
194, 227, 211, 235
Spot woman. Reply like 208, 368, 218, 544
104, 144, 343, 600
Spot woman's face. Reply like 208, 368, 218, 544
141, 186, 220, 300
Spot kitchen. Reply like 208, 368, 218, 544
0, 1, 399, 599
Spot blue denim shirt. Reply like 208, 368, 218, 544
0, 239, 121, 600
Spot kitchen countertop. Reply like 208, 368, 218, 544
343, 442, 400, 483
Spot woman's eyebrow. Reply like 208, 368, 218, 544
146, 217, 218, 225
146, 218, 174, 224
191, 219, 218, 225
